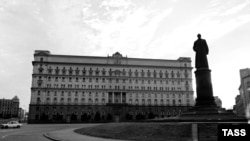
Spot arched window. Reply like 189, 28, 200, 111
135, 99, 139, 105
161, 99, 164, 105
46, 97, 50, 103
37, 97, 41, 104
148, 99, 151, 105
61, 98, 64, 103
173, 100, 176, 106
142, 99, 145, 105
68, 98, 71, 103
54, 98, 57, 103
88, 98, 92, 104
129, 99, 132, 104
154, 99, 158, 105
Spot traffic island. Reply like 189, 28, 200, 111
74, 122, 192, 141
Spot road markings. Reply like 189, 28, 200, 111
1, 131, 34, 139
0, 129, 14, 133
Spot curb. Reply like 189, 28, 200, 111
43, 132, 64, 141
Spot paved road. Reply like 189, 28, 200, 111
0, 123, 98, 141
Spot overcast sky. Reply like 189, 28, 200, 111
1, 0, 250, 111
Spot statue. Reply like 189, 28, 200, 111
193, 34, 209, 69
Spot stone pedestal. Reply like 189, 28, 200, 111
180, 67, 246, 122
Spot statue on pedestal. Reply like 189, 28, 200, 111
193, 34, 216, 108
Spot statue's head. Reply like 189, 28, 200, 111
197, 34, 201, 39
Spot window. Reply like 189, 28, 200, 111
102, 69, 106, 75
184, 70, 188, 78
62, 67, 66, 74
89, 68, 93, 75
129, 99, 132, 104
153, 70, 157, 78
148, 99, 151, 105
48, 67, 52, 74
54, 98, 57, 103
95, 68, 99, 75
122, 69, 126, 76
177, 71, 180, 78
69, 67, 73, 75
172, 99, 176, 105
109, 69, 112, 76
68, 98, 71, 103
147, 70, 151, 77
142, 99, 145, 105
171, 71, 175, 78
55, 67, 60, 74
129, 69, 132, 77
82, 68, 86, 75
75, 68, 80, 75
135, 70, 138, 77
88, 98, 92, 104
47, 91, 50, 96
161, 99, 164, 105
37, 97, 41, 104
135, 99, 138, 105
165, 71, 168, 78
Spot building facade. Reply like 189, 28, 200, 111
28, 50, 194, 123
214, 96, 222, 108
0, 96, 20, 119
234, 94, 245, 116
238, 68, 250, 116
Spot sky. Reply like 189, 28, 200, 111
0, 0, 250, 111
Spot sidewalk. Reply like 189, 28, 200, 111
44, 128, 127, 141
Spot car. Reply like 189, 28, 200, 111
1, 121, 23, 129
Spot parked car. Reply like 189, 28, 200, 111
0, 121, 22, 129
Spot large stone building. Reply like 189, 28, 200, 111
234, 94, 245, 116
28, 50, 194, 123
0, 96, 20, 119
237, 68, 250, 116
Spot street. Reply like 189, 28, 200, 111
0, 123, 97, 141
